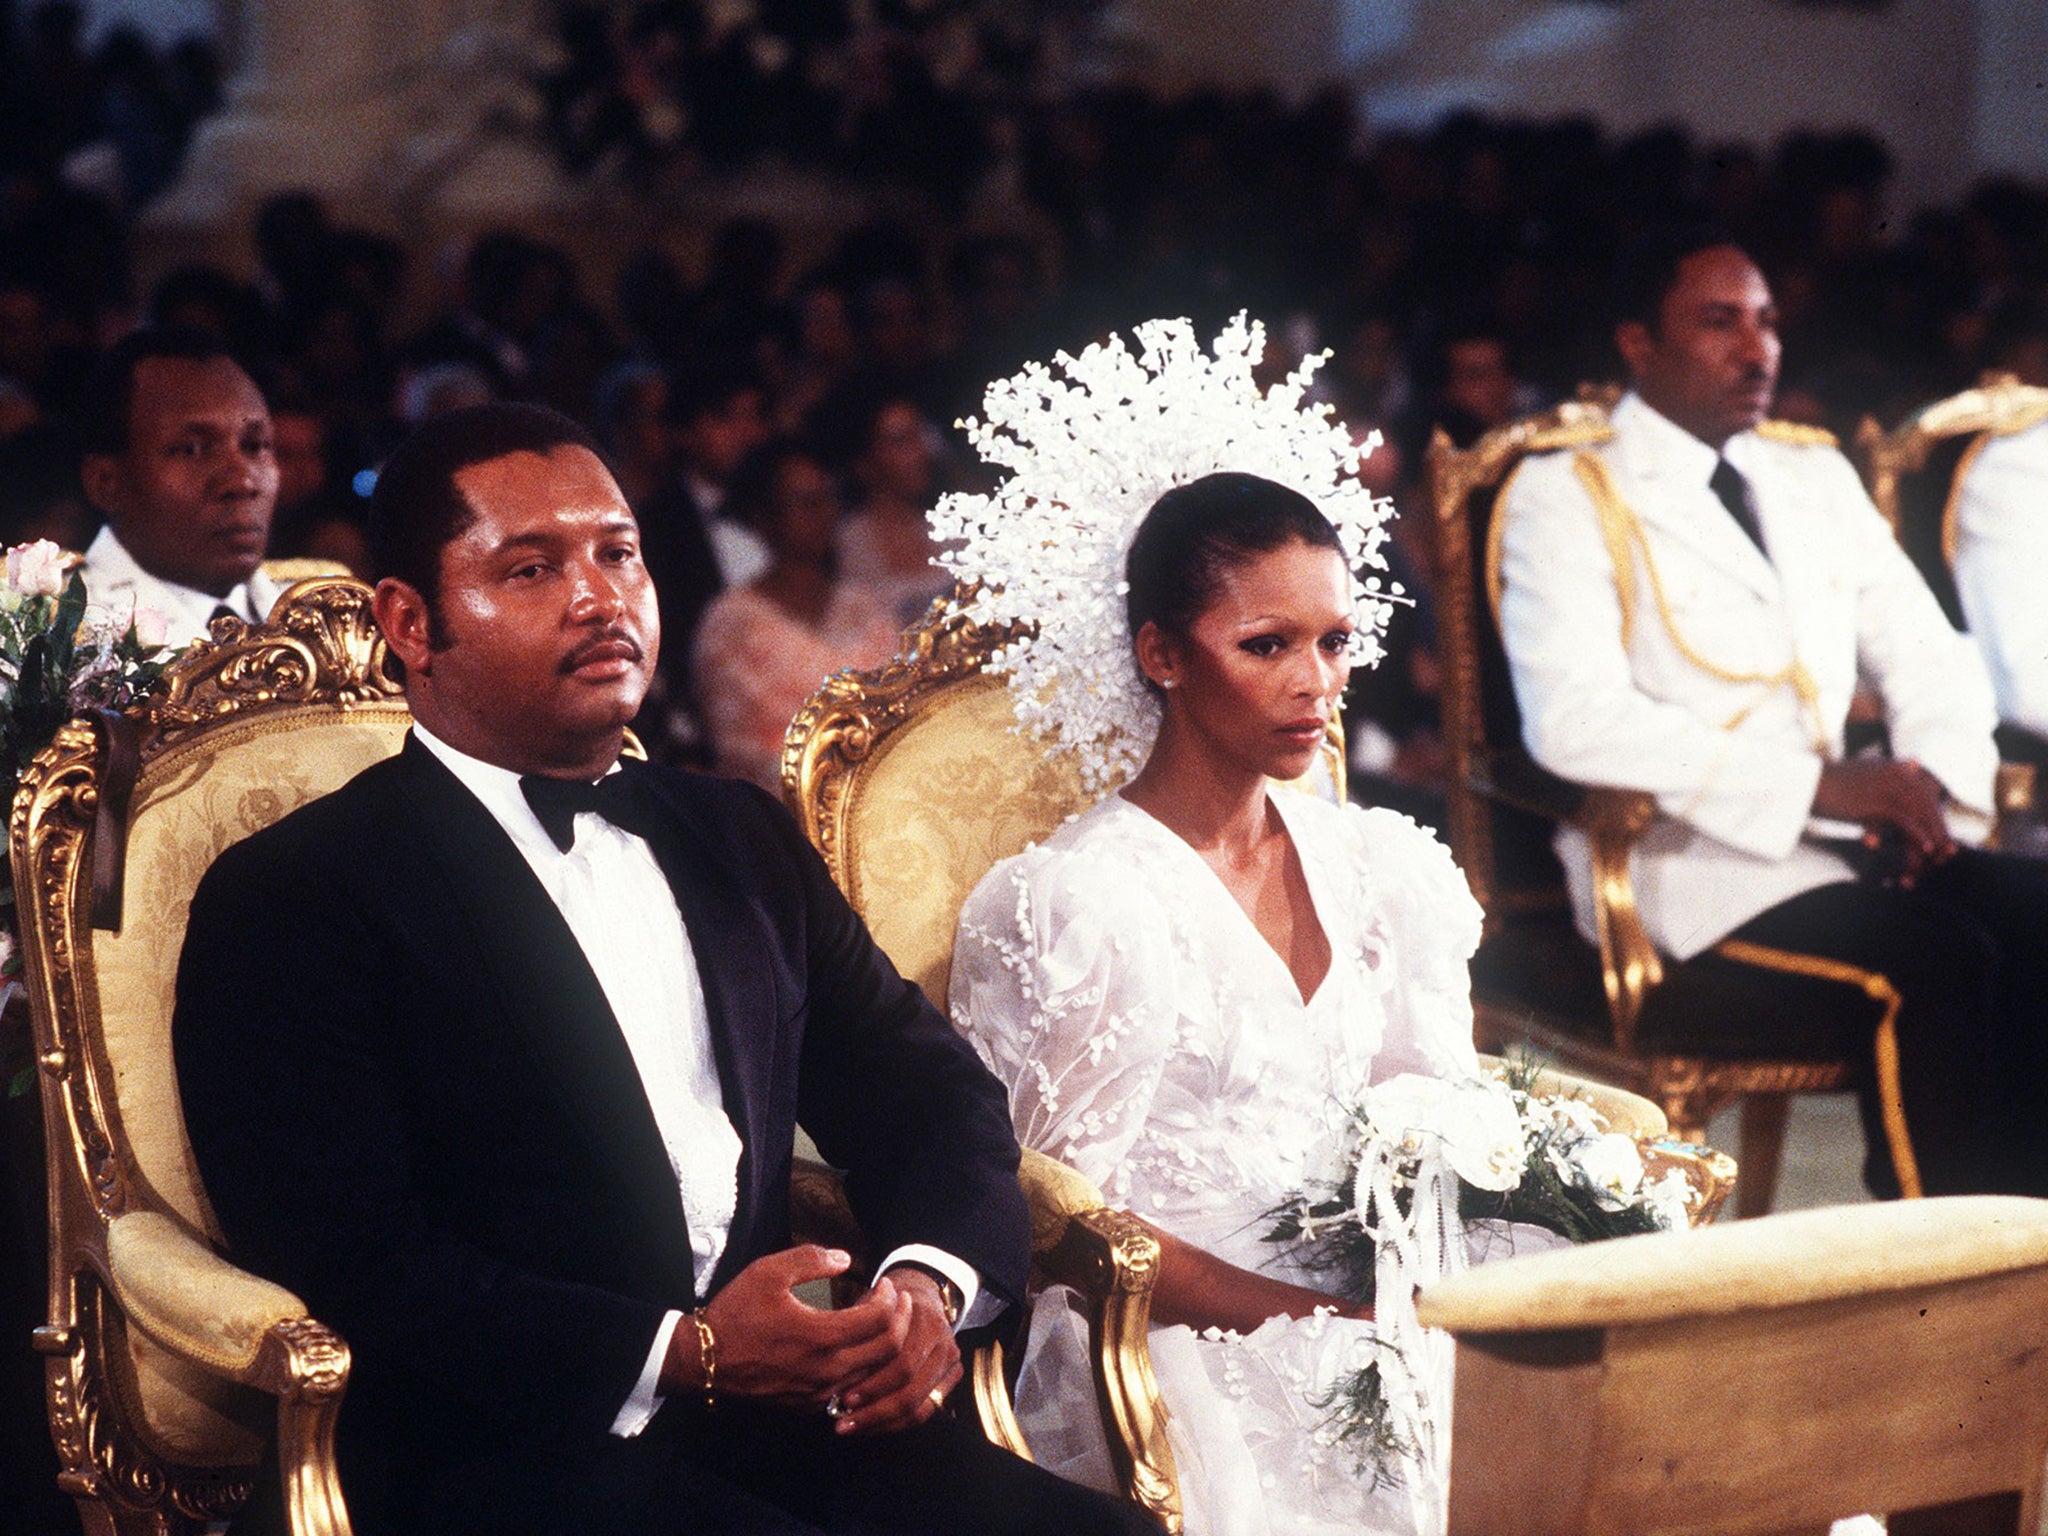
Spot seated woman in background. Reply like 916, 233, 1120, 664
951, 472, 1482, 1536
834, 391, 954, 628
691, 438, 901, 790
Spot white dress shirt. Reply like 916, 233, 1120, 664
1954, 416, 2048, 740
410, 725, 990, 1437
78, 525, 279, 648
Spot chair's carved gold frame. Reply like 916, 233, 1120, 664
784, 600, 1187, 1534
1855, 372, 2048, 547
1855, 372, 2048, 824
20, 577, 399, 1536
1430, 397, 1918, 1210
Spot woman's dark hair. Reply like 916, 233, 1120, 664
1124, 472, 1345, 640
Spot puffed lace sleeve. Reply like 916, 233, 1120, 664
950, 841, 1179, 1196
1344, 805, 1485, 1083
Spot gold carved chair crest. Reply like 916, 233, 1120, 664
19, 576, 408, 1536
1856, 372, 2048, 821
1429, 392, 1918, 1214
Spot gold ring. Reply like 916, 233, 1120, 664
927, 1387, 946, 1409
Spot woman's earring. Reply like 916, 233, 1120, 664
1160, 677, 1178, 690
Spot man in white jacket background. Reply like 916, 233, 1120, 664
77, 327, 285, 647
1954, 408, 2048, 759
1496, 227, 2048, 1198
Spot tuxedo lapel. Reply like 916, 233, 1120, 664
392, 740, 699, 1295
625, 776, 782, 1289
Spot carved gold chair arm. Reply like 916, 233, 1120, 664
1479, 1056, 1733, 1226
1024, 1148, 1183, 1536
104, 1211, 353, 1536
1481, 1054, 1667, 1139
1566, 785, 1664, 1048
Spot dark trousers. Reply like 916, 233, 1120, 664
377, 1395, 1159, 1536
1723, 847, 2048, 1199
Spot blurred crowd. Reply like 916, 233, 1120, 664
2, 0, 2047, 800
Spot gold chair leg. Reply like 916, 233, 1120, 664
969, 1338, 1033, 1461
254, 1319, 354, 1536
1736, 1094, 1791, 1219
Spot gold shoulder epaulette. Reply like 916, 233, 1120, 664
1755, 419, 1839, 449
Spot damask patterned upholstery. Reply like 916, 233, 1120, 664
20, 579, 404, 1534
838, 675, 1097, 1011
91, 713, 409, 1459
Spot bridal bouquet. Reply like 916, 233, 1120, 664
1265, 1062, 1693, 1483
0, 540, 172, 1099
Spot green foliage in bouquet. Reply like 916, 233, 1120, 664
0, 545, 174, 1098
1263, 1056, 1688, 1483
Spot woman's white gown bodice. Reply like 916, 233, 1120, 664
951, 791, 1484, 1535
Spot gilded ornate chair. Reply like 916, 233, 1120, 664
1856, 373, 2048, 820
1429, 394, 1918, 1215
19, 577, 405, 1536
14, 576, 1001, 1536
1420, 1194, 2048, 1533
782, 596, 1732, 1533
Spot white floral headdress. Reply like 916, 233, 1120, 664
930, 315, 1399, 790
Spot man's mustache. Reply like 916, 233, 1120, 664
559, 629, 645, 673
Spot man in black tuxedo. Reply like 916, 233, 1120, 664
173, 403, 1153, 1535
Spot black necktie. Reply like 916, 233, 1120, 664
520, 769, 649, 852
209, 603, 241, 628
1709, 458, 1768, 557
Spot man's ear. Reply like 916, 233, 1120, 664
371, 578, 436, 679
1614, 319, 1654, 381
80, 453, 123, 518
1133, 619, 1181, 692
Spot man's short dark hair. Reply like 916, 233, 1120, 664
78, 326, 240, 456
1611, 224, 1750, 335
366, 401, 603, 611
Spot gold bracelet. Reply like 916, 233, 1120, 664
688, 1308, 717, 1400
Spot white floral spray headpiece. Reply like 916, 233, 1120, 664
930, 314, 1400, 790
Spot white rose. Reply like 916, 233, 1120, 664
1574, 1132, 1647, 1212
128, 606, 170, 651
8, 539, 66, 598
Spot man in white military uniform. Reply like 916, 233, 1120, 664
78, 328, 286, 647
1497, 229, 2048, 1197
1953, 411, 2048, 756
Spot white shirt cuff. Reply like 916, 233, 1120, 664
876, 1243, 1002, 1330
609, 1309, 685, 1438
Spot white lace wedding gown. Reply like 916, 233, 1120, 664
950, 789, 1485, 1536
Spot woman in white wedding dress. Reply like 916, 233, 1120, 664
950, 473, 1485, 1536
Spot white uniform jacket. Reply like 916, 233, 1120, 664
1954, 416, 2048, 740
1496, 393, 1998, 960
78, 526, 285, 651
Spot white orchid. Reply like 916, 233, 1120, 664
1362, 1074, 1526, 1193
1573, 1132, 1647, 1211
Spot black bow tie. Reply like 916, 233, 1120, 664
519, 769, 649, 852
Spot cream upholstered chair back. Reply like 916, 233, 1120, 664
782, 603, 1343, 1012
19, 577, 406, 1534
